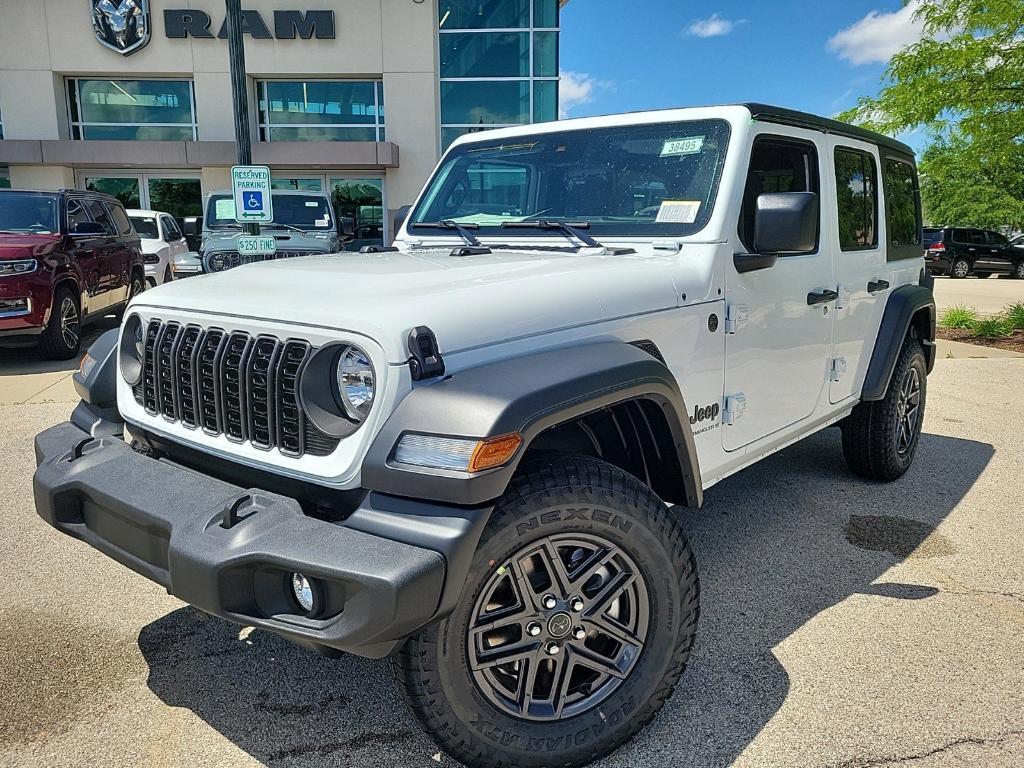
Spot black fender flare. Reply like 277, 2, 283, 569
362, 342, 702, 508
862, 284, 936, 401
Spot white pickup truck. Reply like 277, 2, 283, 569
34, 103, 934, 768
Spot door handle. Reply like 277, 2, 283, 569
867, 279, 890, 293
807, 289, 839, 305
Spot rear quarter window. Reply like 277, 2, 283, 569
882, 156, 922, 261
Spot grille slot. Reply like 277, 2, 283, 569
131, 321, 339, 459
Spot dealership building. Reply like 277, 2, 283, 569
0, 0, 564, 246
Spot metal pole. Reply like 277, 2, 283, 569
225, 0, 259, 236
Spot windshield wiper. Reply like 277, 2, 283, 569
262, 222, 306, 234
411, 220, 482, 247
501, 220, 602, 248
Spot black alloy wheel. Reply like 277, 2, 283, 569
895, 365, 922, 456
467, 532, 649, 722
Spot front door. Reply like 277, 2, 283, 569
828, 138, 887, 403
723, 131, 834, 451
66, 197, 104, 315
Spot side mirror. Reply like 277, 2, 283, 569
754, 192, 818, 254
393, 205, 411, 238
338, 216, 355, 242
181, 217, 200, 237
71, 221, 106, 236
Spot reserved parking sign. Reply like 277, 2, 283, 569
231, 166, 273, 223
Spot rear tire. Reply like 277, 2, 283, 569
949, 257, 971, 278
841, 339, 927, 481
395, 455, 699, 768
38, 287, 81, 360
163, 265, 173, 284
1013, 261, 1024, 280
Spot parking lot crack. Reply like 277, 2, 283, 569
830, 728, 1024, 767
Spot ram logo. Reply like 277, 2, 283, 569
91, 0, 151, 55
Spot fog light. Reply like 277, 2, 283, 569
291, 573, 314, 613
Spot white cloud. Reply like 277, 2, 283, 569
559, 70, 597, 119
685, 13, 740, 38
828, 0, 926, 65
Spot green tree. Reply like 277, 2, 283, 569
840, 0, 1024, 228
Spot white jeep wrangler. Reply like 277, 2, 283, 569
34, 104, 935, 767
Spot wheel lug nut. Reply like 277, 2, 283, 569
569, 597, 584, 612
526, 622, 542, 637
542, 594, 557, 609
573, 627, 586, 640
546, 642, 560, 655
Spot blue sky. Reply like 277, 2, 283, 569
558, 0, 927, 152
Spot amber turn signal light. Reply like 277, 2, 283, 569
468, 433, 523, 473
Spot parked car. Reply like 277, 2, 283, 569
34, 104, 935, 767
924, 226, 1024, 279
127, 209, 190, 288
183, 189, 352, 273
0, 189, 144, 359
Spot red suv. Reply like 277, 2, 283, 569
0, 190, 145, 359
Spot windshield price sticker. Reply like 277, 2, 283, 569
656, 200, 702, 224
231, 165, 274, 223
661, 136, 705, 157
236, 236, 277, 256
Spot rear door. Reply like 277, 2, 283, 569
82, 199, 123, 309
723, 129, 834, 451
105, 202, 138, 300
827, 138, 886, 403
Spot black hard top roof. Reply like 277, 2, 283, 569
740, 103, 916, 158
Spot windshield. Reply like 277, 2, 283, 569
129, 215, 160, 239
923, 228, 943, 245
205, 194, 334, 230
409, 119, 731, 238
0, 192, 59, 235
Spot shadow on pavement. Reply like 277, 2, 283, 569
139, 428, 993, 768
0, 315, 118, 376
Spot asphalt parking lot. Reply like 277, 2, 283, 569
1, 338, 1022, 767
932, 274, 1024, 314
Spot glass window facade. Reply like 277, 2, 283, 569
258, 81, 385, 142
439, 0, 559, 149
68, 79, 197, 140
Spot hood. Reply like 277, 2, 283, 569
0, 233, 61, 260
137, 247, 683, 362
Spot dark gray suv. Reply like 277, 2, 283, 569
185, 189, 352, 273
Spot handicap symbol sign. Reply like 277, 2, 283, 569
243, 191, 264, 211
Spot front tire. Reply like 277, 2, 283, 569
1013, 261, 1024, 280
841, 338, 927, 481
395, 456, 699, 768
38, 287, 81, 360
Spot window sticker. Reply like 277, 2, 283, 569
655, 200, 702, 224
314, 217, 329, 227
215, 198, 236, 219
305, 201, 319, 207
661, 136, 705, 157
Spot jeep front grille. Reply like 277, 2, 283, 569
210, 250, 323, 270
133, 320, 339, 458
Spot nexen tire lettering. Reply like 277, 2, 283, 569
515, 507, 633, 537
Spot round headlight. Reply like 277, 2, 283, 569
207, 252, 229, 272
336, 345, 375, 422
119, 314, 144, 385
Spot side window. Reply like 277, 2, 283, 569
84, 199, 115, 235
833, 147, 878, 250
882, 156, 921, 261
969, 229, 987, 246
162, 215, 182, 241
739, 136, 820, 253
66, 199, 91, 230
951, 228, 968, 244
107, 204, 133, 236
987, 231, 1008, 247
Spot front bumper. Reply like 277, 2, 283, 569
34, 421, 489, 658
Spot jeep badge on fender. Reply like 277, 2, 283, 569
33, 104, 934, 768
